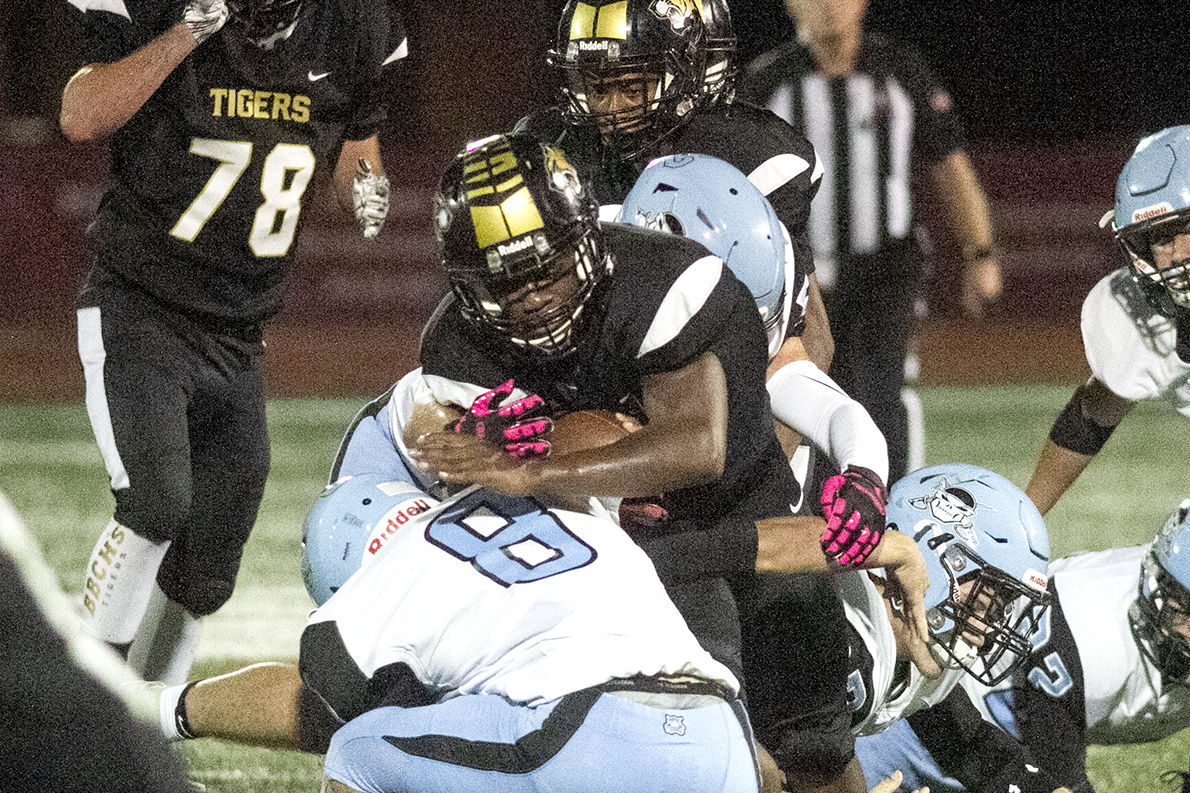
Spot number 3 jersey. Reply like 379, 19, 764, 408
306, 484, 739, 706
68, 0, 406, 324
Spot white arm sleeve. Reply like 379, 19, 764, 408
767, 359, 890, 484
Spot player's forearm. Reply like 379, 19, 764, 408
532, 419, 724, 498
1027, 381, 1131, 515
1025, 439, 1093, 516
767, 359, 889, 483
932, 151, 995, 254
60, 24, 196, 142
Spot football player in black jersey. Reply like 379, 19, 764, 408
516, 0, 833, 374
409, 132, 857, 793
410, 130, 798, 687
60, 0, 405, 684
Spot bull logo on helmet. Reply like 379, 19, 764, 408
650, 0, 698, 34
909, 479, 977, 541
543, 145, 583, 199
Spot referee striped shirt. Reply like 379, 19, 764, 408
739, 30, 966, 289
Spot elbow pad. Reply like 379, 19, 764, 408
767, 360, 889, 484
1048, 384, 1117, 456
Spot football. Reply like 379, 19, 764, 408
550, 409, 637, 456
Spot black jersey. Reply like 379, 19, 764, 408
516, 100, 820, 337
420, 223, 795, 526
71, 0, 406, 324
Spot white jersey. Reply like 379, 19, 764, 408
1081, 268, 1190, 413
838, 569, 967, 736
308, 485, 738, 707
961, 544, 1190, 745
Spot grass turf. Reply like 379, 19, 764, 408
1, 387, 1186, 791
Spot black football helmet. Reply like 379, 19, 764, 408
550, 0, 708, 158
700, 0, 737, 102
226, 0, 304, 47
434, 133, 609, 358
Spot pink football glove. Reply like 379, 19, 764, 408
452, 379, 553, 460
820, 465, 887, 566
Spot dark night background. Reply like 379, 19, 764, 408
3, 0, 1188, 397
3, 0, 1187, 149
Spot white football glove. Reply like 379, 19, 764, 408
182, 0, 229, 45
353, 158, 390, 240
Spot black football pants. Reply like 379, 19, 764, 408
77, 283, 270, 617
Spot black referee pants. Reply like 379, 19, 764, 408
822, 240, 922, 486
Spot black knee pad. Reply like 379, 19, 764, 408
113, 486, 190, 544
156, 567, 235, 617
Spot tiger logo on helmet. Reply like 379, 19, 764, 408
650, 0, 699, 33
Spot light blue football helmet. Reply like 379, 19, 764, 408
620, 153, 789, 351
301, 474, 438, 606
1108, 125, 1190, 312
886, 463, 1052, 686
1131, 498, 1190, 682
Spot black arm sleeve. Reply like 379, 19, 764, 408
632, 515, 759, 585
907, 687, 1062, 793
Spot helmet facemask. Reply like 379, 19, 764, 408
926, 544, 1049, 686
451, 228, 606, 358
1131, 554, 1190, 685
1116, 211, 1190, 311
226, 0, 304, 48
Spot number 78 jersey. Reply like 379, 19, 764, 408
72, 0, 406, 324
307, 484, 739, 706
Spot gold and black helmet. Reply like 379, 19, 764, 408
434, 133, 609, 358
550, 0, 708, 158
226, 0, 304, 46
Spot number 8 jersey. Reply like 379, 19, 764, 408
68, 0, 406, 324
307, 484, 740, 707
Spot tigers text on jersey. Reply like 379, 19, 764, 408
1082, 269, 1190, 413
517, 101, 819, 338
419, 223, 795, 526
69, 0, 406, 324
741, 30, 964, 288
307, 485, 738, 706
838, 566, 967, 735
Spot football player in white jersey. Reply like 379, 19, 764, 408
154, 473, 759, 793
1027, 125, 1190, 516
819, 464, 1076, 793
855, 497, 1190, 793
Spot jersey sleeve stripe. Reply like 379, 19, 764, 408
636, 255, 724, 359
69, 0, 130, 18
747, 153, 812, 197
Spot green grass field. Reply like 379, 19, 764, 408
1, 387, 1187, 792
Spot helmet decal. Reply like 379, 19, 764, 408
650, 0, 699, 33
544, 145, 583, 197
568, 1, 628, 43
461, 146, 545, 251
1131, 201, 1175, 225
908, 478, 977, 541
